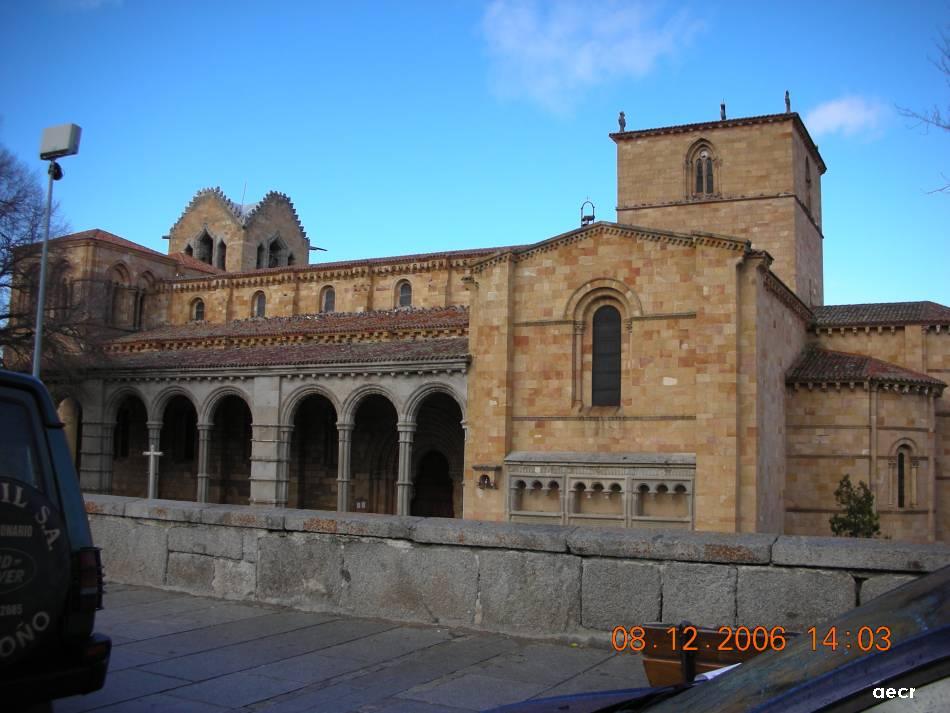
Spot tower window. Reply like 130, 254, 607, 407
592, 305, 621, 406
688, 144, 717, 198
216, 241, 227, 270
256, 243, 265, 269
192, 298, 205, 322
196, 233, 213, 264
397, 281, 412, 308
252, 291, 266, 318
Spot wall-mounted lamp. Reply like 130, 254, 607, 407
477, 474, 496, 490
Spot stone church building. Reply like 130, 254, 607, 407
30, 108, 949, 542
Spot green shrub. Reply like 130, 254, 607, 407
829, 474, 881, 538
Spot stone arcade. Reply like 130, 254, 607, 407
24, 107, 950, 542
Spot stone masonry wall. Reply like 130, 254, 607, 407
85, 495, 950, 641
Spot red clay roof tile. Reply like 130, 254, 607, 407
101, 336, 469, 370
813, 301, 950, 327
787, 347, 945, 389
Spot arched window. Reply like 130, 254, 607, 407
268, 239, 281, 268
397, 281, 412, 308
196, 233, 213, 264
216, 241, 227, 270
192, 298, 205, 322
256, 243, 265, 269
185, 245, 193, 257
287, 252, 295, 266
687, 141, 717, 198
133, 293, 146, 329
321, 286, 335, 313
252, 291, 266, 318
592, 305, 621, 406
897, 450, 906, 509
107, 264, 130, 327
694, 151, 714, 194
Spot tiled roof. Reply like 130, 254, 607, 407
170, 252, 224, 275
51, 229, 168, 258
787, 348, 945, 389
813, 301, 950, 327
111, 306, 469, 344
99, 336, 469, 370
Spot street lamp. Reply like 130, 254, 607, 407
32, 123, 81, 379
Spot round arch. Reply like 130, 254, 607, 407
340, 384, 401, 424
154, 386, 200, 421
402, 383, 466, 423
888, 437, 919, 456
104, 385, 151, 424
107, 261, 131, 286
562, 278, 642, 321
200, 386, 253, 425
280, 384, 342, 427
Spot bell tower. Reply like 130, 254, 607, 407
610, 108, 825, 306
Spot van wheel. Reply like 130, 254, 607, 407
0, 477, 70, 668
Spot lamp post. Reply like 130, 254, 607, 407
32, 124, 81, 379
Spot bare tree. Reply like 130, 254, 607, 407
898, 29, 950, 192
0, 144, 108, 379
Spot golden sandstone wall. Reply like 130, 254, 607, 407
165, 255, 478, 324
614, 117, 824, 307
786, 386, 936, 542
168, 192, 309, 272
806, 326, 950, 541
462, 224, 809, 533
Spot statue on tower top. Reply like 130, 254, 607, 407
618, 111, 626, 132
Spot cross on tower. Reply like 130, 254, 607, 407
144, 444, 163, 499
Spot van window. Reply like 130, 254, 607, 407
0, 397, 42, 489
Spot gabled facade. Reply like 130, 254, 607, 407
29, 108, 949, 542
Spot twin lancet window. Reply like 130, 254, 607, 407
694, 149, 714, 195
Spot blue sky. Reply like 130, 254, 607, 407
1, 0, 947, 305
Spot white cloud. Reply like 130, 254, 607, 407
480, 0, 701, 113
805, 96, 888, 139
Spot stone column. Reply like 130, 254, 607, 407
145, 421, 163, 499
78, 420, 111, 493
276, 425, 293, 508
396, 422, 416, 516
336, 422, 354, 512
196, 424, 212, 503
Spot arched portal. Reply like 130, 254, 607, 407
351, 394, 398, 514
111, 394, 148, 496
411, 392, 464, 517
57, 397, 83, 469
158, 395, 198, 501
209, 394, 252, 505
289, 394, 338, 509
411, 451, 454, 517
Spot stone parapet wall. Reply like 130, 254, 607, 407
85, 494, 950, 641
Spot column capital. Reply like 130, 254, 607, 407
397, 421, 417, 434
336, 421, 355, 433
146, 420, 163, 431
197, 423, 213, 433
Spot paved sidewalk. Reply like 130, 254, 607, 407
56, 584, 647, 713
